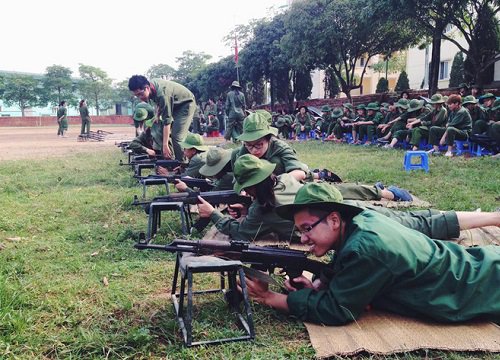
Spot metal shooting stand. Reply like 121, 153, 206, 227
171, 253, 255, 346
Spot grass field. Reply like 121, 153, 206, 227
0, 141, 499, 359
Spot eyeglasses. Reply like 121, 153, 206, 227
244, 141, 265, 151
297, 214, 329, 235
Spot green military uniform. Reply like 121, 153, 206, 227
178, 133, 208, 178
318, 105, 334, 135
393, 100, 429, 143
287, 209, 500, 325
216, 99, 225, 134
275, 115, 294, 139
277, 183, 500, 325
231, 137, 308, 176
129, 103, 165, 154
387, 99, 410, 137
377, 109, 398, 138
410, 104, 447, 147
463, 96, 488, 134
79, 104, 91, 135
225, 81, 246, 141
293, 112, 313, 137
429, 106, 472, 146
357, 102, 384, 142
206, 113, 220, 133
332, 107, 356, 140
149, 79, 196, 161
57, 106, 68, 136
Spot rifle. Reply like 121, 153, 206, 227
133, 159, 187, 177
137, 174, 214, 198
133, 190, 253, 239
135, 239, 327, 289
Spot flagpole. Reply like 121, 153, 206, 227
234, 35, 240, 82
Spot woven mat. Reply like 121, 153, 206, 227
305, 310, 500, 358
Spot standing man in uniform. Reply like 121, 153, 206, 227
79, 99, 91, 137
128, 75, 196, 161
57, 100, 68, 137
225, 81, 246, 142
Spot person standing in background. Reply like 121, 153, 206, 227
225, 81, 246, 142
57, 101, 68, 137
79, 99, 91, 136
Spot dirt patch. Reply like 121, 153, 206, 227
0, 126, 225, 161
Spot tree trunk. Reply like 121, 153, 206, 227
270, 76, 275, 112
95, 94, 100, 116
428, 20, 444, 97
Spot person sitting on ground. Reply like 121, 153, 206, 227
352, 102, 384, 145
328, 103, 356, 142
316, 105, 333, 137
470, 84, 483, 98
407, 94, 447, 151
274, 110, 294, 140
429, 94, 472, 157
351, 104, 367, 144
128, 104, 161, 156
197, 155, 416, 243
243, 182, 500, 325
206, 111, 220, 136
377, 98, 410, 144
376, 103, 398, 139
400, 90, 410, 100
291, 106, 313, 140
385, 99, 429, 149
462, 95, 488, 135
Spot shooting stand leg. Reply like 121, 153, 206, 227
140, 178, 170, 198
144, 202, 190, 244
171, 254, 255, 346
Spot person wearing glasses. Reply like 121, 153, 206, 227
196, 155, 478, 243
242, 182, 500, 325
128, 75, 196, 162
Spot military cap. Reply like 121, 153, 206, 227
237, 111, 278, 142
133, 102, 155, 121
355, 104, 366, 110
199, 147, 232, 177
321, 105, 332, 112
462, 95, 478, 105
458, 83, 469, 89
275, 117, 287, 128
429, 94, 445, 104
332, 107, 343, 118
275, 182, 363, 221
479, 93, 496, 104
233, 155, 276, 193
365, 102, 379, 111
491, 98, 500, 111
395, 98, 410, 110
231, 80, 242, 88
179, 133, 209, 151
407, 99, 424, 113
343, 103, 354, 110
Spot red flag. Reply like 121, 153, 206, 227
234, 36, 239, 64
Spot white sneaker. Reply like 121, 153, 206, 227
444, 151, 453, 157
426, 149, 435, 154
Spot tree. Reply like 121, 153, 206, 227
323, 67, 340, 99
77, 64, 113, 116
174, 51, 211, 85
188, 56, 236, 102
450, 1, 500, 86
371, 52, 407, 77
294, 70, 313, 100
41, 65, 76, 107
395, 71, 410, 92
448, 52, 465, 88
1, 74, 41, 116
376, 77, 389, 93
146, 64, 176, 80
283, 0, 422, 101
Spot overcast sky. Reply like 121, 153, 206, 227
1, 0, 288, 82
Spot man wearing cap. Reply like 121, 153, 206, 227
225, 81, 246, 142
377, 98, 410, 143
384, 99, 428, 149
128, 103, 163, 156
243, 182, 500, 325
292, 106, 313, 139
406, 94, 447, 151
164, 133, 208, 191
198, 147, 234, 191
458, 83, 470, 97
317, 105, 333, 136
328, 107, 346, 141
462, 95, 487, 134
274, 111, 294, 140
128, 75, 196, 162
352, 102, 383, 145
429, 94, 472, 157
206, 111, 219, 136
376, 103, 398, 139
350, 104, 366, 143
231, 111, 311, 181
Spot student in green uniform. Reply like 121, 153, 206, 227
351, 104, 366, 143
197, 147, 234, 191
79, 99, 91, 136
353, 102, 384, 145
476, 93, 497, 134
224, 81, 246, 142
317, 105, 333, 137
385, 99, 428, 149
57, 101, 68, 137
377, 98, 410, 144
206, 111, 220, 135
407, 94, 447, 150
462, 95, 488, 134
429, 94, 472, 157
292, 106, 313, 139
376, 103, 398, 139
128, 104, 159, 156
243, 182, 500, 325
128, 75, 196, 161
331, 106, 354, 141
326, 108, 345, 141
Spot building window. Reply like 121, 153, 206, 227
360, 57, 365, 67
443, 24, 454, 34
439, 61, 449, 80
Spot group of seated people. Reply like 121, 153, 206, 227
125, 107, 500, 326
270, 89, 499, 157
